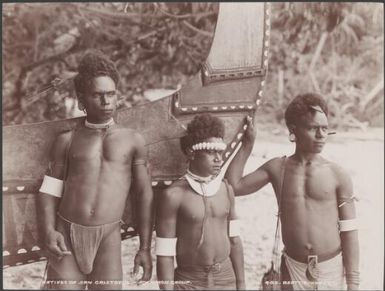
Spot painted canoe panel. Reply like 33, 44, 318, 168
3, 2, 270, 267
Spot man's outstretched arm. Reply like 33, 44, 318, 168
225, 116, 270, 196
225, 117, 254, 192
132, 133, 154, 282
336, 166, 360, 291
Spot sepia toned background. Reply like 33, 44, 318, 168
3, 2, 384, 290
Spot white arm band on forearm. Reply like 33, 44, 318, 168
229, 219, 241, 237
338, 219, 358, 232
155, 237, 177, 256
39, 175, 64, 198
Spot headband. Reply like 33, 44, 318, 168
191, 141, 226, 152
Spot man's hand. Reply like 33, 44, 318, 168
44, 229, 71, 260
243, 115, 256, 148
133, 249, 153, 283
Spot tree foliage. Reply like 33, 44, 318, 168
263, 2, 383, 129
2, 3, 383, 128
2, 2, 218, 125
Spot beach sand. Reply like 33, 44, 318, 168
3, 128, 384, 290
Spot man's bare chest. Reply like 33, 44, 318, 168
278, 165, 337, 202
180, 190, 230, 223
69, 130, 132, 163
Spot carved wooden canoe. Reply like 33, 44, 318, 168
3, 2, 271, 267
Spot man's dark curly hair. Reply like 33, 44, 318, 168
180, 113, 225, 154
73, 50, 120, 99
284, 93, 328, 129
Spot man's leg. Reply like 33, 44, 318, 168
88, 224, 122, 290
44, 220, 86, 290
174, 267, 205, 290
280, 255, 293, 291
45, 257, 87, 290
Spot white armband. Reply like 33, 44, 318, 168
229, 219, 241, 237
338, 219, 358, 232
39, 175, 64, 198
155, 237, 177, 256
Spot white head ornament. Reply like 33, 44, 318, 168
191, 141, 226, 152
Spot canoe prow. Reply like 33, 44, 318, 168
3, 3, 271, 267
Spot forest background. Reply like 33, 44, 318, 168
2, 2, 384, 129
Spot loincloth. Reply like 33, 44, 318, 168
57, 213, 121, 275
281, 249, 345, 290
174, 257, 236, 290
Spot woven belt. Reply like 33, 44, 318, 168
178, 257, 228, 272
286, 247, 341, 263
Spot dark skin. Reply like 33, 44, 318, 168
38, 76, 154, 290
156, 137, 245, 290
226, 114, 359, 290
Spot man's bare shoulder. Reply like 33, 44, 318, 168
262, 156, 286, 172
55, 129, 73, 142
163, 179, 189, 196
111, 125, 146, 144
266, 156, 286, 165
158, 179, 188, 206
51, 130, 74, 155
313, 156, 348, 174
327, 160, 352, 183
314, 158, 354, 196
111, 125, 138, 136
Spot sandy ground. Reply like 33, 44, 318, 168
3, 127, 384, 290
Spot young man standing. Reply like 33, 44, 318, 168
226, 93, 360, 290
156, 113, 245, 290
38, 51, 154, 290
